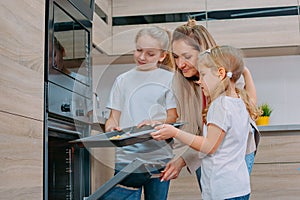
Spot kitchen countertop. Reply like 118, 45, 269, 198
257, 124, 300, 133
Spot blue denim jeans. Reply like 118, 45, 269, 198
101, 177, 170, 200
100, 185, 142, 200
245, 152, 255, 174
101, 163, 170, 200
143, 177, 170, 200
225, 193, 250, 200
196, 167, 202, 192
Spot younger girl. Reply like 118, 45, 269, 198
151, 46, 260, 200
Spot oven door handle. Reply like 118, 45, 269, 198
48, 125, 82, 136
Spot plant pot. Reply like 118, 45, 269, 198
256, 116, 270, 126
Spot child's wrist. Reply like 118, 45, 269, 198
174, 129, 181, 139
174, 129, 180, 138
174, 129, 197, 148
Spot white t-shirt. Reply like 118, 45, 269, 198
107, 67, 176, 163
201, 96, 251, 200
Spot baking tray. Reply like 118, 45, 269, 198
70, 122, 186, 148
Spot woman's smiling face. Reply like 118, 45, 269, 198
172, 39, 200, 78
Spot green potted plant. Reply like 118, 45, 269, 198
256, 103, 273, 125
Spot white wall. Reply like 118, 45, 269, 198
245, 55, 300, 125
93, 63, 134, 123
93, 55, 300, 125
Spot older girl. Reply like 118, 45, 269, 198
105, 26, 177, 200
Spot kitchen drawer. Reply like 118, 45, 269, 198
251, 163, 300, 200
254, 133, 300, 163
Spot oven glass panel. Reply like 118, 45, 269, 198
52, 4, 90, 86
83, 0, 92, 8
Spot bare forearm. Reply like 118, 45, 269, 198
175, 127, 224, 155
165, 108, 178, 123
105, 109, 121, 132
152, 124, 224, 155
175, 130, 204, 152
105, 118, 118, 132
243, 67, 257, 105
165, 116, 177, 124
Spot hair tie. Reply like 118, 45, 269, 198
227, 72, 233, 78
187, 19, 197, 27
205, 49, 211, 54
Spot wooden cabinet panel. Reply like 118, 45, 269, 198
90, 148, 115, 192
254, 133, 300, 163
0, 112, 43, 199
251, 163, 300, 200
207, 16, 300, 49
93, 0, 112, 54
0, 55, 43, 121
95, 0, 111, 14
112, 25, 140, 55
111, 21, 206, 55
93, 14, 112, 54
0, 1, 44, 199
113, 0, 298, 17
1, 0, 44, 121
0, 0, 44, 72
111, 16, 299, 55
112, 0, 205, 17
207, 0, 298, 11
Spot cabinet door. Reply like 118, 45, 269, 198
0, 112, 43, 199
255, 134, 300, 163
251, 163, 300, 199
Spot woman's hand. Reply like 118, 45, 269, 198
160, 157, 186, 181
105, 126, 122, 132
151, 124, 178, 140
137, 119, 162, 128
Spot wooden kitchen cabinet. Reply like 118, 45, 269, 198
109, 0, 300, 56
250, 127, 300, 199
92, 0, 113, 54
0, 1, 44, 199
0, 112, 43, 199
251, 163, 300, 199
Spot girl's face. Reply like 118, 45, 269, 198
172, 39, 199, 78
199, 66, 220, 97
134, 35, 166, 67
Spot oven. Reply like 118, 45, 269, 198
45, 0, 94, 199
47, 117, 90, 200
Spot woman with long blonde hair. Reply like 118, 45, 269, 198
161, 19, 259, 191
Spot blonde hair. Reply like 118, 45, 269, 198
135, 26, 174, 71
172, 19, 217, 52
135, 26, 169, 51
172, 19, 217, 135
198, 46, 261, 123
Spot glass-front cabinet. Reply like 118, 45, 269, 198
48, 1, 93, 122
